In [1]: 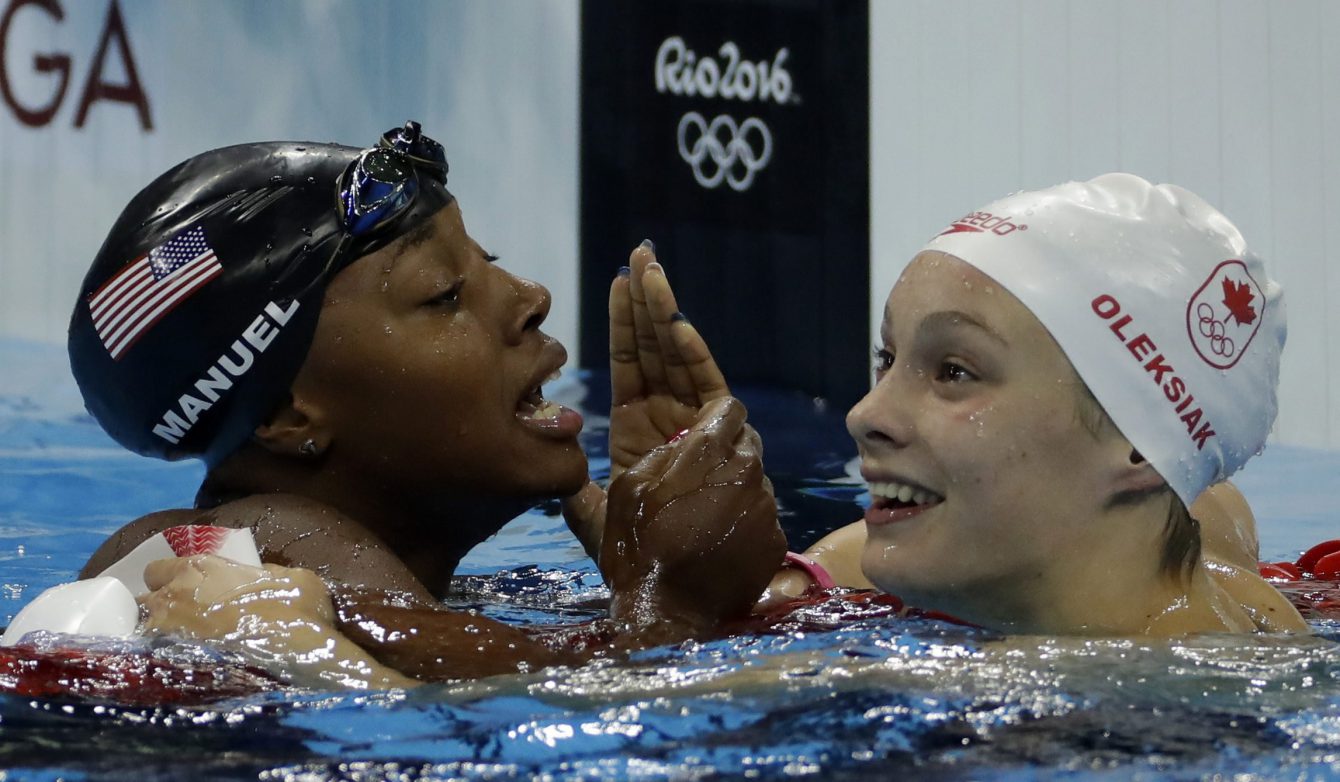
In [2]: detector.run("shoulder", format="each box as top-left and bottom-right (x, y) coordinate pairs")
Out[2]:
(1204, 559), (1309, 633)
(79, 507), (206, 579)
(80, 493), (431, 599)
(1191, 481), (1259, 570)
(803, 520), (875, 590)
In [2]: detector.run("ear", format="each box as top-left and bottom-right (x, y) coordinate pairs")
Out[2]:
(251, 392), (331, 459)
(1106, 442), (1167, 497)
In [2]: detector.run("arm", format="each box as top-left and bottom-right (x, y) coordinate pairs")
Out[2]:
(140, 555), (420, 690)
(139, 555), (688, 685)
(140, 397), (783, 686)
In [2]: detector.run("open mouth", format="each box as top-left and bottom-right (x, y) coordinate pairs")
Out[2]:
(516, 369), (563, 421)
(514, 364), (583, 440)
(514, 341), (583, 439)
(867, 480), (945, 512)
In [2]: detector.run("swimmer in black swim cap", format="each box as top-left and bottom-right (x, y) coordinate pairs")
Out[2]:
(73, 122), (784, 684)
(70, 122), (454, 465)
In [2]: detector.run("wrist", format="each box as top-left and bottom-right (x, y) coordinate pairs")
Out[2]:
(609, 585), (716, 635)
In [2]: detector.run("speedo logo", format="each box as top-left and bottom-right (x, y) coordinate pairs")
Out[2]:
(938, 211), (1028, 237)
(152, 300), (300, 445)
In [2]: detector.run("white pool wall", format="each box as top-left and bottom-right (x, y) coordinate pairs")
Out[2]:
(871, 0), (1340, 449)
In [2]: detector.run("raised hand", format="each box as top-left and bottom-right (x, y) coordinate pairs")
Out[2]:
(600, 396), (784, 626)
(564, 241), (736, 559)
(610, 241), (732, 476)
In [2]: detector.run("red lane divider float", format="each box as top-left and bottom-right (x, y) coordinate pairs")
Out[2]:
(1259, 539), (1340, 618)
(0, 644), (277, 705)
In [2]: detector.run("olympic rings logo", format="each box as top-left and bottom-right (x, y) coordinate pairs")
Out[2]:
(1196, 302), (1236, 358)
(676, 111), (772, 192)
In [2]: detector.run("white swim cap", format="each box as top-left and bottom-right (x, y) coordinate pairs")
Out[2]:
(923, 173), (1285, 506)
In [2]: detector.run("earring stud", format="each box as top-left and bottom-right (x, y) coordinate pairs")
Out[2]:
(299, 439), (318, 456)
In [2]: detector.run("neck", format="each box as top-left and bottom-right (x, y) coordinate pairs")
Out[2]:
(201, 448), (535, 598)
(947, 500), (1222, 636)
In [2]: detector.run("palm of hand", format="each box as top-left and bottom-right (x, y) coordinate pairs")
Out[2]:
(607, 395), (702, 481)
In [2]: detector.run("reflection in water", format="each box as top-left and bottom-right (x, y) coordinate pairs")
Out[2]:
(7, 575), (1338, 780)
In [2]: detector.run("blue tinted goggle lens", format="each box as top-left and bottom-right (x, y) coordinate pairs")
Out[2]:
(339, 148), (418, 236)
(337, 122), (448, 238)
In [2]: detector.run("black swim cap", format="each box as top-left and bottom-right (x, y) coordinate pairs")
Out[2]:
(69, 122), (454, 464)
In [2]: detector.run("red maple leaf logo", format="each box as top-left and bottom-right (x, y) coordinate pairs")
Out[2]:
(1221, 278), (1257, 326)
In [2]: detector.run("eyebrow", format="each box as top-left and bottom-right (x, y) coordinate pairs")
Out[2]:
(387, 219), (439, 267)
(882, 309), (1008, 347)
(919, 310), (1008, 346)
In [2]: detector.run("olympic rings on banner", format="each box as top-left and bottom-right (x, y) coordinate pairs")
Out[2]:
(676, 111), (773, 192)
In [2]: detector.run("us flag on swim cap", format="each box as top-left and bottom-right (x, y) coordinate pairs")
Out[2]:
(88, 225), (222, 360)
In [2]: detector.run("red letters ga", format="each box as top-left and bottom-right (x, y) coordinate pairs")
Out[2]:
(1, 0), (152, 130)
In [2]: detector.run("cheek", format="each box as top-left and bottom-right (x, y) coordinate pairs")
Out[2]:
(929, 400), (1019, 492)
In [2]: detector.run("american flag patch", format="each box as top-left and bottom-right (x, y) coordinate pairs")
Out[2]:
(88, 225), (222, 360)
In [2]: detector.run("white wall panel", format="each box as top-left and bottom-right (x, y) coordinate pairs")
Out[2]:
(872, 0), (1340, 448)
(1266, 1), (1328, 446)
(1322, 0), (1340, 442)
(1116, 2), (1172, 176)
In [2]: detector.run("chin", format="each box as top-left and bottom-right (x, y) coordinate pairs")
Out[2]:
(863, 543), (961, 605)
(519, 445), (589, 498)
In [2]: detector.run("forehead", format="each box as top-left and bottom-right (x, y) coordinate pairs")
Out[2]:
(325, 203), (467, 295)
(882, 251), (1031, 334)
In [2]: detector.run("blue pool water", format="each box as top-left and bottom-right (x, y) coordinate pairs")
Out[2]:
(1, 339), (1338, 781)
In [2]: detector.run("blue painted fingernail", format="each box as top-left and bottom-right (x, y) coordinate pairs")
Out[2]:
(670, 311), (688, 323)
(617, 266), (631, 277)
(640, 238), (656, 252)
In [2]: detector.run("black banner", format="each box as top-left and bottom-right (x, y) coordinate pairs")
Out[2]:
(580, 0), (869, 407)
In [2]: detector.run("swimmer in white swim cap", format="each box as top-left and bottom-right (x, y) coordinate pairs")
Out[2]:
(778, 173), (1306, 635)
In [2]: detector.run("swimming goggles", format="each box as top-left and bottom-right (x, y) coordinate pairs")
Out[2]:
(290, 120), (451, 299)
(337, 120), (449, 237)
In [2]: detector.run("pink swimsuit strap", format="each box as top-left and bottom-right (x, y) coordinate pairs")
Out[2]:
(782, 551), (837, 590)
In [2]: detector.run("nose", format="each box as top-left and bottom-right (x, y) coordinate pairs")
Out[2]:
(505, 272), (551, 344)
(846, 372), (913, 450)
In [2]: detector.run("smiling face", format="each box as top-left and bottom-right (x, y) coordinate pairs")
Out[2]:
(289, 202), (587, 517)
(847, 251), (1138, 622)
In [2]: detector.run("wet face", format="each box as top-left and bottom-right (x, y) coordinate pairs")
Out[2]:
(290, 202), (587, 512)
(847, 251), (1128, 618)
